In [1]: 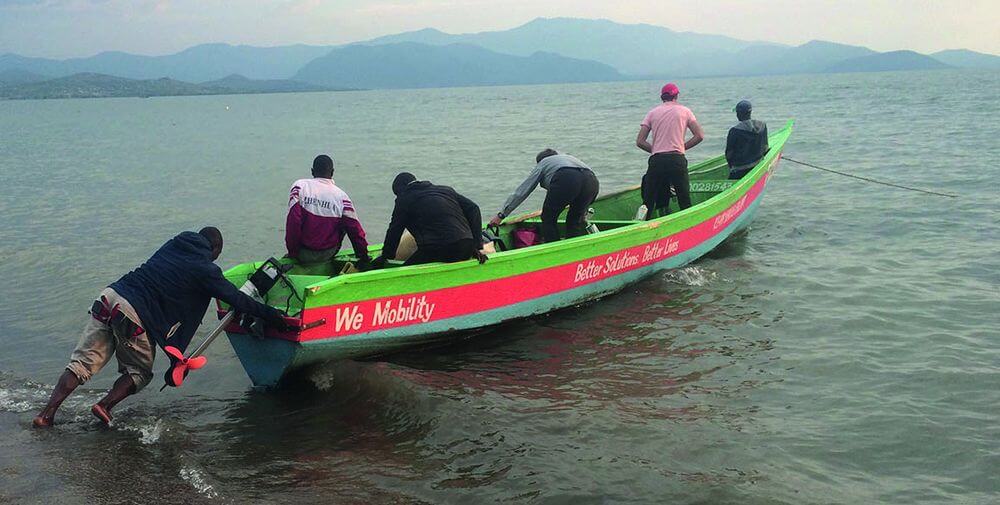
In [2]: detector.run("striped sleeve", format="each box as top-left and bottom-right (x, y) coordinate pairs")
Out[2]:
(341, 195), (359, 220)
(339, 192), (368, 257)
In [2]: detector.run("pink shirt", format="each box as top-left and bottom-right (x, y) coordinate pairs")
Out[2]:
(641, 102), (697, 155)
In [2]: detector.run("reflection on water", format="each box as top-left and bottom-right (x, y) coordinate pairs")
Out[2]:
(1, 69), (998, 504)
(166, 266), (783, 502)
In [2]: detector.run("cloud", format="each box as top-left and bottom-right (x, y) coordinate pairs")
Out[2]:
(354, 0), (513, 16)
(287, 0), (320, 15)
(0, 0), (140, 12)
(0, 0), (112, 6)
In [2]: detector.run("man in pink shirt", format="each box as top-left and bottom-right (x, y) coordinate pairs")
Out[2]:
(635, 83), (705, 219)
(285, 155), (371, 267)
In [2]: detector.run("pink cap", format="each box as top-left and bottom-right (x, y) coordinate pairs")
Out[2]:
(660, 83), (679, 97)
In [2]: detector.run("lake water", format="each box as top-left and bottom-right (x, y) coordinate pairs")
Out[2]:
(0, 69), (997, 504)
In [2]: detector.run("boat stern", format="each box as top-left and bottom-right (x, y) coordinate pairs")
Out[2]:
(226, 332), (301, 388)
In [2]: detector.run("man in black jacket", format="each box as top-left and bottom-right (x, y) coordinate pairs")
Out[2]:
(33, 227), (287, 427)
(725, 100), (769, 180)
(374, 173), (488, 267)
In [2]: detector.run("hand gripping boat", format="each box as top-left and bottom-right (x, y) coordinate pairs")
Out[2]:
(220, 121), (794, 387)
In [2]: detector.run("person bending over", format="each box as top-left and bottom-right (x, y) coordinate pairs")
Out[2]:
(725, 100), (769, 180)
(489, 149), (599, 243)
(33, 228), (288, 427)
(286, 154), (371, 268)
(374, 173), (488, 267)
(635, 83), (705, 219)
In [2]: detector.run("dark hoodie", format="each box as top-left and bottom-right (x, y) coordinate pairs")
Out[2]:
(725, 119), (769, 176)
(382, 181), (482, 260)
(108, 232), (282, 353)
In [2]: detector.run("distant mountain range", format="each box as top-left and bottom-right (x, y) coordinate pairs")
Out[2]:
(201, 74), (339, 93)
(361, 19), (999, 78)
(0, 72), (346, 100)
(0, 43), (334, 82)
(930, 49), (1000, 69)
(1, 17), (997, 98)
(0, 68), (49, 86)
(823, 50), (950, 74)
(364, 17), (774, 77)
(294, 42), (622, 89)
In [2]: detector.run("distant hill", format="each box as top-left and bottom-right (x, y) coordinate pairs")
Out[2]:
(0, 73), (213, 99)
(0, 72), (347, 100)
(365, 17), (778, 76)
(294, 42), (623, 89)
(931, 49), (1000, 69)
(743, 40), (877, 75)
(0, 43), (335, 82)
(0, 68), (49, 86)
(201, 74), (346, 93)
(634, 39), (879, 78)
(824, 50), (951, 73)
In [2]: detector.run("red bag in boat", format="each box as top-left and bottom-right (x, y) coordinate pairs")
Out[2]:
(511, 228), (540, 249)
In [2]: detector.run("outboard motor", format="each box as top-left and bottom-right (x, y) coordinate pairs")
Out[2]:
(163, 258), (294, 388)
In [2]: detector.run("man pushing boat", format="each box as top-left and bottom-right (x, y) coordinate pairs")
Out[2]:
(33, 227), (289, 427)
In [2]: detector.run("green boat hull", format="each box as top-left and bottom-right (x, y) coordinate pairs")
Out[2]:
(224, 122), (794, 387)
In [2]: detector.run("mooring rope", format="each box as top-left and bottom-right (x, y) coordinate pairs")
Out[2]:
(783, 156), (957, 198)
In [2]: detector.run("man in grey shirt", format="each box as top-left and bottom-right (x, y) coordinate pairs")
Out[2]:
(489, 149), (600, 243)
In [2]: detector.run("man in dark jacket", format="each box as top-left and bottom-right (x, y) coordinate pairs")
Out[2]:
(725, 100), (769, 180)
(33, 227), (287, 427)
(374, 173), (488, 267)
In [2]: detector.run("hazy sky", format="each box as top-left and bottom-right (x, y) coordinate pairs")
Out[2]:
(2, 0), (997, 58)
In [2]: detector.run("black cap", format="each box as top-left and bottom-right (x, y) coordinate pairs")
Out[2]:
(734, 100), (752, 114)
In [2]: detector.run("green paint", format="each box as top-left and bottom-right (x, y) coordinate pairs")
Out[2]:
(223, 121), (793, 385)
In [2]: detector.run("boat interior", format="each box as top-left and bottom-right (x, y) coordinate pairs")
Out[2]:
(236, 154), (746, 317)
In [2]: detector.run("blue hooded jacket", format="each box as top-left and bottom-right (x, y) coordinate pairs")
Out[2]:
(109, 231), (282, 352)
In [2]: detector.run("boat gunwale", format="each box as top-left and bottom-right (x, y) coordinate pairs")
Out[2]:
(220, 120), (792, 313)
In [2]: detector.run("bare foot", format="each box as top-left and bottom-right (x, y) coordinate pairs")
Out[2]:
(32, 415), (54, 428)
(91, 404), (112, 426)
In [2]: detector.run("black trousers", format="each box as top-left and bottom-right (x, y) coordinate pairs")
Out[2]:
(541, 168), (600, 243)
(642, 152), (690, 220)
(404, 238), (477, 266)
(640, 173), (671, 210)
(729, 166), (753, 180)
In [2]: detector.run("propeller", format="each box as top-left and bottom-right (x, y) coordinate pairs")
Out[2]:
(158, 257), (293, 390)
(163, 345), (207, 387)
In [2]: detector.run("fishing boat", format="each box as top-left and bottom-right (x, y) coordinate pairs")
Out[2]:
(221, 121), (794, 387)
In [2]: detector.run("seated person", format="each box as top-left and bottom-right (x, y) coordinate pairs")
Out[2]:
(725, 100), (769, 180)
(488, 149), (599, 243)
(285, 155), (370, 267)
(374, 173), (488, 267)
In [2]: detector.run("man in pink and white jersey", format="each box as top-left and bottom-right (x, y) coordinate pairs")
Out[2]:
(285, 155), (371, 266)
